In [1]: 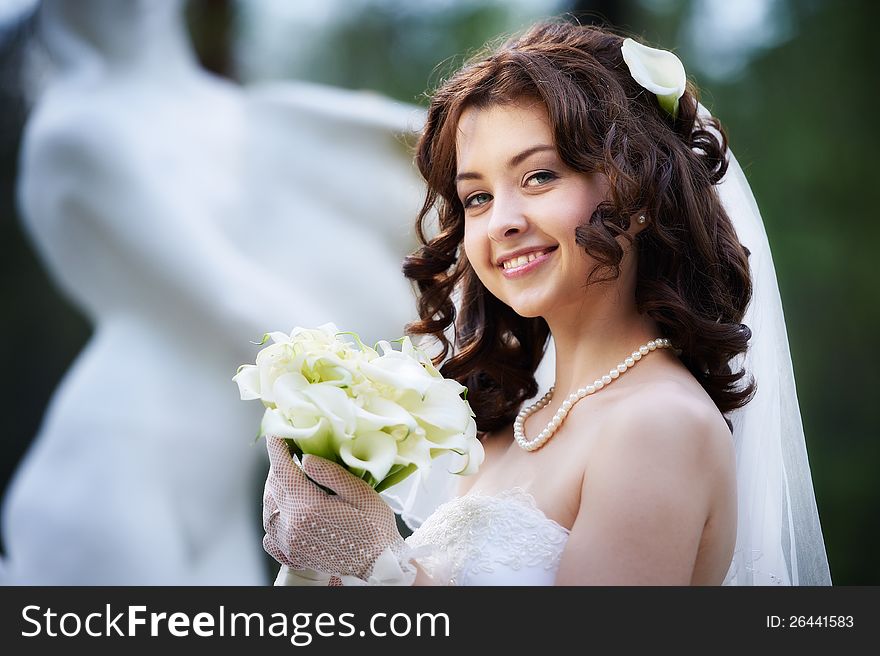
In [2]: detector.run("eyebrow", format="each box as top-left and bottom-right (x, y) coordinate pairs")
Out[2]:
(455, 144), (556, 183)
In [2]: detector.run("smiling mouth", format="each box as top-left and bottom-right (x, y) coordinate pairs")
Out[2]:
(500, 247), (557, 270)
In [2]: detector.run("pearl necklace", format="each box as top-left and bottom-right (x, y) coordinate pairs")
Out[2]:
(514, 338), (673, 452)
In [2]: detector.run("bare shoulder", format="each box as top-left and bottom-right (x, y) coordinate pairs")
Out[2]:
(557, 376), (736, 584)
(590, 376), (734, 481)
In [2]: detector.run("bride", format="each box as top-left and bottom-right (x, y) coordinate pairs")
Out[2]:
(263, 20), (831, 586)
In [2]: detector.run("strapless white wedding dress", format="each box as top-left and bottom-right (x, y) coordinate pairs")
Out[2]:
(405, 488), (570, 586)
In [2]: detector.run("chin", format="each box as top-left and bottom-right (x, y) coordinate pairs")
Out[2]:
(504, 299), (547, 319)
(486, 282), (552, 319)
(513, 307), (543, 319)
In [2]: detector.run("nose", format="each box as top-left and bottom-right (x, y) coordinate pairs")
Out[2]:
(487, 192), (529, 242)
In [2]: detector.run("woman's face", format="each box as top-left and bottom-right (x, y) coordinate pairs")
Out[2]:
(456, 99), (610, 319)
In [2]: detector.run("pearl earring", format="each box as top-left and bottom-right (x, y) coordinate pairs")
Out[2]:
(637, 215), (647, 225)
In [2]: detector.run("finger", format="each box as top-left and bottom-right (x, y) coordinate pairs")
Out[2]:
(265, 435), (320, 501)
(301, 454), (377, 508)
(263, 531), (294, 568)
(262, 477), (280, 531)
(265, 434), (297, 475)
(264, 454), (292, 509)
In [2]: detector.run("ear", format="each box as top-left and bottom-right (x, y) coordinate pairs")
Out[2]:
(626, 210), (650, 237)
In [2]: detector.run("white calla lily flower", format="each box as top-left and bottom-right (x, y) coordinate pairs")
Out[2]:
(356, 396), (419, 433)
(451, 435), (485, 476)
(453, 419), (483, 472)
(359, 353), (434, 397)
(621, 37), (687, 118)
(272, 373), (318, 421)
(339, 430), (398, 483)
(261, 409), (336, 460)
(232, 364), (261, 400)
(253, 341), (301, 404)
(300, 383), (357, 440)
(266, 331), (292, 344)
(393, 431), (435, 472)
(407, 379), (473, 435)
(236, 326), (483, 491)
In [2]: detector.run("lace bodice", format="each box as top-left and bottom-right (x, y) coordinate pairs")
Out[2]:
(405, 487), (570, 586)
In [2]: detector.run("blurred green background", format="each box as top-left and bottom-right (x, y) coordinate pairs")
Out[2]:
(1, 0), (876, 584)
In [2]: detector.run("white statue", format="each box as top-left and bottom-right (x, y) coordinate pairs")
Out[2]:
(1, 0), (424, 584)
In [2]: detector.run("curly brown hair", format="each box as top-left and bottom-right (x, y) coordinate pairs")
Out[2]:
(402, 20), (754, 434)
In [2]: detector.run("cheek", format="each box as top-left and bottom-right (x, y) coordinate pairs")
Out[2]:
(548, 201), (596, 260)
(549, 191), (594, 232)
(462, 224), (486, 269)
(462, 224), (500, 293)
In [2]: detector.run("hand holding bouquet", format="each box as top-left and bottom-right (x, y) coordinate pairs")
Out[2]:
(235, 324), (481, 585)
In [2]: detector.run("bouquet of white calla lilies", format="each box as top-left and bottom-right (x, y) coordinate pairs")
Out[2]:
(621, 37), (687, 118)
(234, 323), (483, 492)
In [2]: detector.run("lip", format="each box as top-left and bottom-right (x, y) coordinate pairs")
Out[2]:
(498, 246), (557, 279)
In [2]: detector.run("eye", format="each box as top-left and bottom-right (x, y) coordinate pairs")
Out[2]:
(464, 192), (492, 208)
(524, 171), (557, 187)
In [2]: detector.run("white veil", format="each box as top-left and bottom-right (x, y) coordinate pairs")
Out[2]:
(716, 138), (832, 586)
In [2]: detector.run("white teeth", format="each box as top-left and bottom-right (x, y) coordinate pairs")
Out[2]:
(502, 249), (550, 270)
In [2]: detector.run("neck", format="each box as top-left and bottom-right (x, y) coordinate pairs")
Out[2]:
(544, 281), (660, 398)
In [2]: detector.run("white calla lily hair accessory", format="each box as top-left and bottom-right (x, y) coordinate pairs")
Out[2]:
(621, 37), (687, 118)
